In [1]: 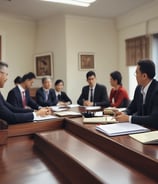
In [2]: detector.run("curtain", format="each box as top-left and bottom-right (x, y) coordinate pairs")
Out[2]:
(125, 35), (149, 66)
(0, 36), (1, 60)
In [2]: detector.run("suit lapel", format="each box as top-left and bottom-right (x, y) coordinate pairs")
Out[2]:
(16, 87), (23, 106)
(145, 80), (155, 105)
(93, 84), (98, 101)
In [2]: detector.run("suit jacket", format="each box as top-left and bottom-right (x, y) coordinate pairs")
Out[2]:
(0, 92), (33, 124)
(57, 91), (72, 104)
(7, 86), (39, 110)
(127, 79), (158, 129)
(36, 87), (57, 107)
(77, 83), (109, 107)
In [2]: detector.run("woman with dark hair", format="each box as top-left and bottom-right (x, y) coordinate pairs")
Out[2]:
(109, 71), (130, 108)
(55, 79), (72, 105)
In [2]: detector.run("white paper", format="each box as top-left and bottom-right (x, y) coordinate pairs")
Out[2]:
(34, 115), (58, 121)
(51, 106), (68, 112)
(83, 116), (118, 123)
(68, 104), (80, 108)
(96, 122), (149, 136)
(84, 106), (101, 110)
(105, 107), (126, 112)
(129, 131), (158, 144)
(55, 111), (81, 117)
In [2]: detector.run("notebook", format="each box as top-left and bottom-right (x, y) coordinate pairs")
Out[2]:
(84, 106), (101, 110)
(54, 111), (81, 117)
(96, 122), (149, 136)
(34, 115), (58, 121)
(83, 116), (118, 124)
(129, 131), (158, 144)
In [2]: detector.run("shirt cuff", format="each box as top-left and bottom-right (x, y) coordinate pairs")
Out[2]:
(129, 115), (132, 123)
(33, 112), (37, 121)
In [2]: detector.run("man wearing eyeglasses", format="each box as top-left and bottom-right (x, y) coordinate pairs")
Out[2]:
(115, 59), (158, 129)
(0, 61), (52, 124)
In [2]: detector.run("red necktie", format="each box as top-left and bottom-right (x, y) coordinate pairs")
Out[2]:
(22, 91), (26, 108)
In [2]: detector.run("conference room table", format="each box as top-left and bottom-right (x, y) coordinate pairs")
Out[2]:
(0, 106), (157, 184)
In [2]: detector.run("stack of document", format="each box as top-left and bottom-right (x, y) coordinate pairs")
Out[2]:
(84, 106), (101, 110)
(51, 106), (68, 112)
(96, 122), (149, 136)
(83, 116), (118, 124)
(129, 131), (158, 144)
(34, 115), (57, 121)
(54, 111), (81, 117)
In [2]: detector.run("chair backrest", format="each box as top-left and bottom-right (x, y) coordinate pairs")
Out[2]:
(0, 119), (8, 130)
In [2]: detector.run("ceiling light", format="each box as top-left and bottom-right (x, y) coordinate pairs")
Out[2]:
(40, 0), (96, 7)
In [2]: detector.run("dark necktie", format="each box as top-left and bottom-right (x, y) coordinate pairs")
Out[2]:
(58, 94), (61, 101)
(90, 88), (93, 102)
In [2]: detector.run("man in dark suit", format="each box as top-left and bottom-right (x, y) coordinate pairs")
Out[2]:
(77, 71), (109, 107)
(116, 59), (158, 129)
(0, 61), (51, 124)
(36, 77), (57, 107)
(54, 79), (72, 106)
(7, 72), (40, 110)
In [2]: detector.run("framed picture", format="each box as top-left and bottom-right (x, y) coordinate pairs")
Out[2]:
(34, 52), (53, 78)
(78, 52), (95, 70)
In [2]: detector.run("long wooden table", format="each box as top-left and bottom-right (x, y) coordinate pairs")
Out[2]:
(0, 107), (157, 183)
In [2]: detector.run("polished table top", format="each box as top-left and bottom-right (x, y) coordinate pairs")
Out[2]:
(0, 106), (157, 183)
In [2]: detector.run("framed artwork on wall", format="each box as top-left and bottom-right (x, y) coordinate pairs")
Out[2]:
(78, 52), (95, 70)
(34, 52), (53, 78)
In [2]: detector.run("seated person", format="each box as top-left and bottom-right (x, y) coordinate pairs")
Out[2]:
(77, 71), (109, 107)
(36, 77), (57, 107)
(115, 59), (158, 129)
(14, 76), (22, 86)
(54, 79), (72, 106)
(7, 72), (40, 110)
(109, 71), (130, 108)
(0, 61), (51, 124)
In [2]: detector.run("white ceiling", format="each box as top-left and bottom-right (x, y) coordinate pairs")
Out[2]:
(0, 0), (154, 20)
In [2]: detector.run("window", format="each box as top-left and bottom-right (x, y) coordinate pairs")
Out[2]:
(126, 35), (150, 99)
(151, 34), (158, 80)
(0, 35), (1, 60)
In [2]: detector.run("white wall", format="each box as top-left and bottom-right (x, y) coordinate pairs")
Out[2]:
(35, 15), (66, 88)
(0, 15), (36, 98)
(65, 16), (118, 103)
(117, 0), (158, 99)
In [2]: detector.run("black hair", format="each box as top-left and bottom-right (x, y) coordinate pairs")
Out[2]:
(86, 71), (96, 79)
(110, 71), (122, 85)
(137, 59), (155, 79)
(55, 79), (64, 86)
(21, 72), (36, 82)
(0, 61), (8, 70)
(14, 76), (22, 84)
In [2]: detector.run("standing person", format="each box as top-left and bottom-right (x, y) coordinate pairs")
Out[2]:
(7, 72), (40, 110)
(36, 77), (57, 107)
(54, 79), (72, 106)
(109, 71), (130, 108)
(77, 71), (109, 107)
(0, 61), (51, 124)
(115, 59), (158, 129)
